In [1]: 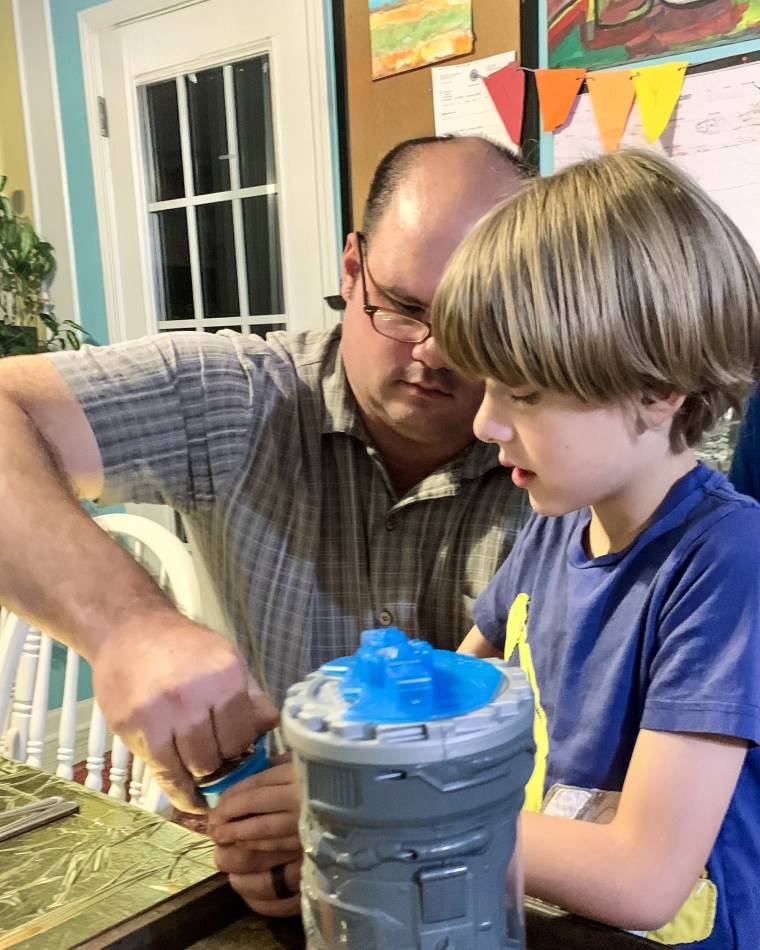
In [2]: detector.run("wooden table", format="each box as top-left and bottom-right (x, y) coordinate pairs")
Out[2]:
(74, 873), (658, 949)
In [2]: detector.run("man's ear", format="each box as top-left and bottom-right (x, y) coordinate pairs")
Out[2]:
(340, 233), (361, 301)
(637, 389), (687, 432)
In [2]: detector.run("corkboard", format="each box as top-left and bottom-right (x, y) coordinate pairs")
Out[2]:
(342, 0), (522, 229)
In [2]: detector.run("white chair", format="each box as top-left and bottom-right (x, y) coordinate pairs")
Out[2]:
(0, 513), (204, 814)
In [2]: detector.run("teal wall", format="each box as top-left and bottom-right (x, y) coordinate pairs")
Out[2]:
(49, 0), (112, 346)
(49, 0), (343, 346)
(49, 642), (93, 708)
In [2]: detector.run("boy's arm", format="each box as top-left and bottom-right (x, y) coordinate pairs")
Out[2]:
(458, 625), (501, 657)
(0, 355), (277, 811)
(521, 727), (747, 931)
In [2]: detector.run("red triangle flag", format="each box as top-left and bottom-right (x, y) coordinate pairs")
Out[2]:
(482, 62), (526, 146)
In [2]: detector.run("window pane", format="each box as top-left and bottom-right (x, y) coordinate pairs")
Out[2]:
(142, 80), (183, 202)
(151, 209), (193, 320)
(248, 323), (285, 338)
(186, 68), (230, 196)
(205, 323), (285, 337)
(243, 195), (284, 316)
(234, 55), (276, 188)
(197, 203), (239, 318)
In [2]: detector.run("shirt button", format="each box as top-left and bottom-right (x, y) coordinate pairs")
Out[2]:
(385, 515), (396, 531)
(378, 610), (394, 626)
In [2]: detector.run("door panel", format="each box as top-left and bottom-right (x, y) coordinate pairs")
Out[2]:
(83, 0), (338, 341)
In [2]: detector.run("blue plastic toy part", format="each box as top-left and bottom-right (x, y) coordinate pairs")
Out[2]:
(196, 737), (271, 807)
(319, 627), (502, 723)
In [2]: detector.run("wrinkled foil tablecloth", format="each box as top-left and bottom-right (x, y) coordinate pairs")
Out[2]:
(0, 756), (217, 950)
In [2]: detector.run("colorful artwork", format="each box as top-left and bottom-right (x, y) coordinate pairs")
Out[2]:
(548, 0), (760, 69)
(369, 0), (474, 80)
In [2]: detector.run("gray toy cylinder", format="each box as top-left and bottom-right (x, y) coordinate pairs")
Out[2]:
(282, 657), (535, 950)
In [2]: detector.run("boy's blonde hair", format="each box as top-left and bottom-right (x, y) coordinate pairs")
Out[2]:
(432, 149), (760, 450)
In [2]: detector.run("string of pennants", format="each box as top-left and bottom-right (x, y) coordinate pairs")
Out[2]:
(482, 60), (688, 151)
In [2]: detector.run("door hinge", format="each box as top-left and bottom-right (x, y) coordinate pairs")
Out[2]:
(97, 96), (109, 138)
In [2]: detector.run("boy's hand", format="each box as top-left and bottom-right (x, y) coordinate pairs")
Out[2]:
(208, 757), (303, 916)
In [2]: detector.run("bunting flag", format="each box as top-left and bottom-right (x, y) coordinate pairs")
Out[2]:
(586, 70), (635, 152)
(472, 60), (690, 152)
(535, 68), (586, 132)
(631, 62), (688, 143)
(482, 61), (526, 146)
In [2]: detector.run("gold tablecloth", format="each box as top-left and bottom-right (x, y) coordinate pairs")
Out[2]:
(0, 757), (217, 950)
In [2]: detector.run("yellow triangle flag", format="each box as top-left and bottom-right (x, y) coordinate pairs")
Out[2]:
(535, 68), (587, 132)
(586, 70), (635, 152)
(632, 62), (688, 143)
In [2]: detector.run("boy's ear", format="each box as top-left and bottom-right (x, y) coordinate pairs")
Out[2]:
(637, 389), (686, 431)
(340, 234), (360, 300)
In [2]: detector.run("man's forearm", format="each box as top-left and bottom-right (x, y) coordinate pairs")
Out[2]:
(0, 394), (175, 662)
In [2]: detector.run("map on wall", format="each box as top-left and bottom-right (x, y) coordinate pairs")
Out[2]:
(369, 0), (474, 80)
(548, 0), (760, 69)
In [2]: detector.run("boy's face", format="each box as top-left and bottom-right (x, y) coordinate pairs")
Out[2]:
(472, 380), (662, 518)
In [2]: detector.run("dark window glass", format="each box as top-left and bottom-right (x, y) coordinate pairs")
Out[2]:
(143, 80), (183, 201)
(247, 323), (285, 338)
(234, 55), (276, 188)
(187, 68), (230, 196)
(151, 209), (193, 320)
(242, 195), (283, 316)
(197, 203), (239, 318)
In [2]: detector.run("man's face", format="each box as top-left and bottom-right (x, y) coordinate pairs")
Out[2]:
(340, 150), (521, 458)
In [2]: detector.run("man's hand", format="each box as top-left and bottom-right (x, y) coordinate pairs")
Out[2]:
(92, 613), (278, 813)
(208, 757), (302, 916)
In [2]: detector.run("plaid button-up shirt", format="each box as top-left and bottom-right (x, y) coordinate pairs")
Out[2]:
(50, 327), (530, 705)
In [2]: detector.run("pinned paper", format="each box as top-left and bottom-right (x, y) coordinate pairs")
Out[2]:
(535, 68), (586, 132)
(632, 62), (688, 143)
(482, 62), (525, 146)
(586, 70), (635, 152)
(432, 51), (518, 150)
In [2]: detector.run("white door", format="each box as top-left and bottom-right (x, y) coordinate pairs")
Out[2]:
(80, 0), (339, 343)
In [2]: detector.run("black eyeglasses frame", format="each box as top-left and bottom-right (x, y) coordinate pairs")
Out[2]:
(355, 232), (432, 345)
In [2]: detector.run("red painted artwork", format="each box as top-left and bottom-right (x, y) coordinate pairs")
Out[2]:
(548, 0), (759, 69)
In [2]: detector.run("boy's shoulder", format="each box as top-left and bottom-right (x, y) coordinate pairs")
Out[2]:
(668, 464), (760, 544)
(509, 464), (760, 569)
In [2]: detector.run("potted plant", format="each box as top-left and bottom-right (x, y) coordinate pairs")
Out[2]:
(0, 175), (87, 357)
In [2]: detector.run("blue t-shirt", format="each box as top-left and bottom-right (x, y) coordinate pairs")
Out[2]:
(474, 464), (760, 950)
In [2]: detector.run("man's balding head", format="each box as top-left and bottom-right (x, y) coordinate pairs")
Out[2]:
(337, 136), (530, 489)
(362, 136), (532, 244)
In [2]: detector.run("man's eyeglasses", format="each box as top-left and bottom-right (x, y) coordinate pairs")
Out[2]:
(355, 232), (432, 344)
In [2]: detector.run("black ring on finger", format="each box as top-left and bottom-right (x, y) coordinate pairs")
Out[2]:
(270, 862), (297, 899)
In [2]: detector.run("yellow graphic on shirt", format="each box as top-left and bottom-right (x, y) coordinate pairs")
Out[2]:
(505, 594), (716, 944)
(504, 593), (548, 812)
(644, 869), (716, 944)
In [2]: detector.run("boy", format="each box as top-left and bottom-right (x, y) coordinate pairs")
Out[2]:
(431, 149), (760, 949)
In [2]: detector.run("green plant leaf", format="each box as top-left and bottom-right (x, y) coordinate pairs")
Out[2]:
(0, 322), (41, 357)
(0, 176), (75, 354)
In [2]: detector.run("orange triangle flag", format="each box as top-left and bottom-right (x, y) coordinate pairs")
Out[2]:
(535, 68), (586, 132)
(586, 70), (635, 152)
(632, 62), (688, 143)
(482, 62), (526, 146)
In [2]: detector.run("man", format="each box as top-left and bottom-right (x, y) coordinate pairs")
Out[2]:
(0, 135), (530, 914)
